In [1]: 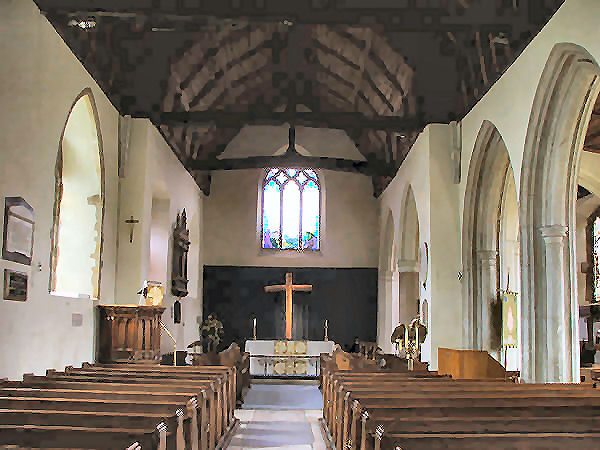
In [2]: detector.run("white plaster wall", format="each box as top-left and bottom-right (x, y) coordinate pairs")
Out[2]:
(427, 125), (463, 369)
(378, 0), (600, 373)
(378, 128), (433, 363)
(456, 0), (600, 221)
(115, 121), (205, 352)
(203, 169), (378, 268)
(0, 0), (119, 380)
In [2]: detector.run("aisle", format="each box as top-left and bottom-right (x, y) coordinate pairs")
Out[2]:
(227, 380), (327, 449)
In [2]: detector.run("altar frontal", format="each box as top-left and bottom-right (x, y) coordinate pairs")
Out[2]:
(246, 339), (334, 377)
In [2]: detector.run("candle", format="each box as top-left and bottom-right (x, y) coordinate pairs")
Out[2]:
(253, 317), (257, 340)
(404, 326), (409, 354)
(325, 319), (328, 328)
(415, 323), (419, 359)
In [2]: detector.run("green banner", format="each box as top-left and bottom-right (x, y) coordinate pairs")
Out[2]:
(502, 291), (518, 347)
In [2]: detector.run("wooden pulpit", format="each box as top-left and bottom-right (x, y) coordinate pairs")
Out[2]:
(97, 305), (165, 363)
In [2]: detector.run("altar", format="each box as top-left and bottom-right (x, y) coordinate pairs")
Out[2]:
(245, 340), (335, 377)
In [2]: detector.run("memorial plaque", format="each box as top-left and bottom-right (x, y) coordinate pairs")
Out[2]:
(4, 269), (27, 301)
(2, 197), (34, 265)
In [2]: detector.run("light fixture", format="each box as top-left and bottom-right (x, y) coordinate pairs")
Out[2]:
(282, 19), (294, 26)
(68, 17), (97, 30)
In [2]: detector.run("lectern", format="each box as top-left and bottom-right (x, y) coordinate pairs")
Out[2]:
(97, 305), (165, 363)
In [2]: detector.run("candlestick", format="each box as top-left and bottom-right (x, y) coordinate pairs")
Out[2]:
(415, 321), (419, 361)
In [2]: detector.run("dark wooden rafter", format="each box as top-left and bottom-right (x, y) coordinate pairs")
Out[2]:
(34, 1), (503, 31)
(156, 110), (421, 132)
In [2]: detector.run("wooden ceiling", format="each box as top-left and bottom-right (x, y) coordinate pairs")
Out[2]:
(34, 0), (565, 196)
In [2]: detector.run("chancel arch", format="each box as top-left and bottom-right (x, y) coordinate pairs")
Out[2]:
(397, 186), (421, 327)
(50, 89), (105, 299)
(463, 120), (520, 366)
(520, 43), (600, 383)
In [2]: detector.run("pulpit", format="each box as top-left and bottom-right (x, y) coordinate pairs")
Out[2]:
(97, 305), (165, 363)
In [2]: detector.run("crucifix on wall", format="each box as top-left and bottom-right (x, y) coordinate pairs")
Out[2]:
(264, 272), (312, 340)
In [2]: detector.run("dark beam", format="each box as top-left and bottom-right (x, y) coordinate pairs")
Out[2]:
(36, 1), (478, 31)
(155, 110), (422, 132)
(187, 152), (393, 177)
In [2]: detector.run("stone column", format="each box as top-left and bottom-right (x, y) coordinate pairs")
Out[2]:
(377, 271), (395, 353)
(539, 225), (572, 382)
(477, 250), (498, 353)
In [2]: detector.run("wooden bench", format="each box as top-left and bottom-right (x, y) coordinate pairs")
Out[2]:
(0, 384), (204, 450)
(70, 364), (236, 430)
(37, 370), (230, 441)
(82, 362), (237, 415)
(0, 423), (163, 449)
(7, 365), (233, 449)
(323, 365), (600, 450)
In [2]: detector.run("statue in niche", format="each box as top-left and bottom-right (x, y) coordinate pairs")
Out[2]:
(171, 209), (190, 298)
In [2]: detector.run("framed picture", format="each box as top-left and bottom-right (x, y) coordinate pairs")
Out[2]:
(2, 197), (34, 265)
(4, 269), (28, 301)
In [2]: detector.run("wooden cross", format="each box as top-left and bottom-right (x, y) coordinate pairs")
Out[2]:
(264, 272), (312, 340)
(125, 215), (139, 243)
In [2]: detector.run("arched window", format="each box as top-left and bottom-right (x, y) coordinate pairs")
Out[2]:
(50, 89), (104, 298)
(261, 168), (320, 250)
(588, 208), (600, 302)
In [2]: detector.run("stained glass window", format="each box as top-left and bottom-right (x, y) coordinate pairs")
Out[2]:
(262, 168), (320, 250)
(594, 216), (600, 301)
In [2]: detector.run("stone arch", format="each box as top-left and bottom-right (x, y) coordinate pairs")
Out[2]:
(397, 186), (421, 326)
(50, 88), (105, 299)
(463, 120), (518, 359)
(520, 43), (600, 382)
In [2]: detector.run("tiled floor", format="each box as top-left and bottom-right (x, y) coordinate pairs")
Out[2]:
(227, 381), (328, 449)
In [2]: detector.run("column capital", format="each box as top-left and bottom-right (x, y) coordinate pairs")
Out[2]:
(397, 259), (419, 273)
(539, 225), (568, 239)
(477, 249), (498, 263)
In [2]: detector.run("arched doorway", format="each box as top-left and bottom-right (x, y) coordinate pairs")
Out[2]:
(520, 43), (600, 382)
(397, 187), (420, 327)
(463, 121), (520, 366)
(50, 89), (105, 299)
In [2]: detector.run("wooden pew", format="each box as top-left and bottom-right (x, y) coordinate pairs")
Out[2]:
(0, 384), (205, 450)
(323, 366), (600, 450)
(16, 376), (220, 449)
(0, 423), (163, 449)
(349, 392), (600, 450)
(79, 363), (237, 425)
(376, 431), (600, 450)
(37, 370), (229, 441)
(0, 396), (187, 450)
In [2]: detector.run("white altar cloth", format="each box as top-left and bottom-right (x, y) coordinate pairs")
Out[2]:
(245, 340), (335, 377)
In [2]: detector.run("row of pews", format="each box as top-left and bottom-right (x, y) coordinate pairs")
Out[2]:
(0, 362), (238, 449)
(321, 349), (600, 449)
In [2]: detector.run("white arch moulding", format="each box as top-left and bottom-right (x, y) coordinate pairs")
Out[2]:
(520, 43), (600, 383)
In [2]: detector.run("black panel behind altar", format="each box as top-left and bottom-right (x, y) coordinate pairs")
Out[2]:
(202, 266), (377, 351)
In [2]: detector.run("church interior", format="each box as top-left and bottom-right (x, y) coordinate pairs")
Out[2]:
(2, 0), (600, 448)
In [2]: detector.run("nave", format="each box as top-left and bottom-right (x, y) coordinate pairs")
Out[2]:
(228, 381), (326, 450)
